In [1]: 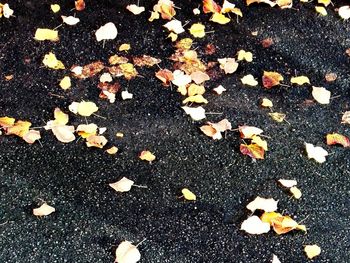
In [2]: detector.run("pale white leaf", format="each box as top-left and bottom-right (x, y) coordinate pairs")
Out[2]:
(109, 177), (134, 193)
(312, 86), (331, 104)
(121, 90), (133, 100)
(163, 20), (185, 34)
(246, 196), (278, 212)
(305, 142), (328, 163)
(33, 203), (55, 216)
(115, 241), (141, 263)
(61, 15), (80, 25)
(182, 106), (206, 121)
(126, 4), (145, 15)
(95, 22), (118, 42)
(241, 216), (270, 235)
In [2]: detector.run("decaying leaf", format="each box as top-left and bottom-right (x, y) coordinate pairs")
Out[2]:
(181, 188), (196, 200)
(239, 125), (263, 139)
(203, 0), (221, 13)
(268, 112), (286, 123)
(261, 98), (273, 107)
(42, 52), (65, 69)
(270, 215), (306, 234)
(95, 22), (118, 42)
(304, 245), (321, 259)
(200, 119), (232, 140)
(115, 241), (141, 263)
(155, 69), (174, 86)
(326, 133), (350, 147)
(189, 23), (206, 38)
(241, 216), (270, 235)
(237, 50), (253, 62)
(241, 74), (258, 86)
(153, 0), (176, 20)
(126, 4), (145, 15)
(246, 196), (278, 212)
(312, 86), (331, 104)
(33, 203), (55, 217)
(262, 71), (283, 88)
(133, 55), (161, 67)
(291, 76), (310, 85)
(109, 177), (134, 193)
(182, 106), (206, 121)
(305, 142), (328, 163)
(34, 28), (59, 41)
(139, 150), (156, 163)
(251, 135), (268, 150)
(240, 143), (265, 159)
(86, 135), (107, 148)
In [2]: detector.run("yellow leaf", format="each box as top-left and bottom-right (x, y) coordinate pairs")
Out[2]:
(241, 74), (258, 86)
(119, 43), (131, 52)
(318, 0), (331, 6)
(34, 28), (59, 41)
(260, 212), (282, 224)
(177, 86), (187, 96)
(251, 135), (268, 151)
(148, 11), (160, 22)
(139, 150), (156, 163)
(116, 132), (124, 138)
(176, 38), (193, 50)
(119, 63), (138, 80)
(183, 95), (208, 104)
(168, 32), (178, 42)
(189, 23), (205, 38)
(291, 76), (310, 85)
(237, 50), (253, 62)
(261, 98), (273, 107)
(187, 84), (205, 97)
(268, 112), (286, 122)
(54, 108), (69, 125)
(315, 6), (327, 16)
(6, 120), (31, 138)
(290, 186), (302, 199)
(232, 8), (243, 17)
(59, 76), (71, 90)
(262, 71), (284, 88)
(210, 13), (231, 25)
(106, 146), (119, 155)
(181, 188), (196, 200)
(76, 124), (98, 138)
(51, 4), (61, 13)
(304, 245), (321, 259)
(42, 52), (65, 69)
(77, 101), (99, 117)
(0, 116), (15, 127)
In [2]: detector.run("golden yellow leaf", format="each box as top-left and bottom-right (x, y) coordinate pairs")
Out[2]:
(183, 95), (208, 104)
(210, 13), (231, 24)
(290, 186), (302, 199)
(54, 108), (69, 125)
(318, 0), (331, 6)
(168, 32), (178, 42)
(251, 135), (268, 151)
(315, 6), (327, 16)
(181, 188), (196, 200)
(51, 4), (60, 13)
(237, 50), (253, 62)
(177, 86), (187, 96)
(119, 43), (131, 52)
(76, 124), (98, 138)
(59, 76), (71, 90)
(260, 212), (282, 224)
(119, 63), (138, 80)
(189, 23), (205, 38)
(291, 76), (310, 85)
(77, 101), (99, 117)
(176, 38), (193, 50)
(6, 120), (31, 138)
(187, 84), (205, 97)
(34, 28), (59, 41)
(304, 245), (321, 259)
(139, 150), (156, 163)
(232, 8), (243, 17)
(0, 116), (15, 127)
(148, 11), (160, 22)
(268, 112), (286, 122)
(42, 52), (65, 69)
(261, 98), (273, 107)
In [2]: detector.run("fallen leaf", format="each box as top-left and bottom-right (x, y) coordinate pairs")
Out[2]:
(312, 86), (331, 104)
(260, 211), (282, 224)
(200, 119), (232, 140)
(241, 74), (258, 86)
(59, 76), (71, 90)
(182, 106), (206, 121)
(213, 85), (226, 95)
(86, 135), (107, 148)
(218, 58), (238, 74)
(193, 8), (201, 15)
(115, 241), (141, 263)
(189, 23), (206, 38)
(61, 15), (80, 26)
(210, 13), (231, 25)
(246, 196), (278, 212)
(251, 135), (268, 150)
(109, 177), (134, 192)
(76, 124), (98, 138)
(69, 101), (99, 117)
(341, 111), (350, 124)
(116, 132), (124, 138)
(139, 150), (156, 163)
(168, 32), (178, 41)
(315, 6), (327, 16)
(2, 4), (13, 18)
(271, 215), (306, 234)
(304, 245), (321, 259)
(240, 143), (265, 159)
(268, 112), (286, 122)
(155, 69), (174, 86)
(338, 6), (350, 20)
(0, 116), (15, 127)
(52, 125), (76, 143)
(187, 84), (205, 97)
(181, 188), (196, 200)
(325, 72), (337, 82)
(95, 22), (118, 42)
(75, 0), (85, 11)
(221, 0), (236, 13)
(239, 125), (263, 139)
(126, 4), (145, 15)
(262, 71), (283, 88)
(190, 71), (210, 84)
(203, 0), (221, 13)
(34, 28), (59, 41)
(272, 254), (281, 263)
(33, 203), (55, 216)
(305, 142), (328, 163)
(51, 4), (60, 13)
(133, 55), (161, 67)
(172, 70), (191, 87)
(241, 216), (270, 235)
(326, 133), (350, 147)
(6, 120), (31, 138)
(183, 95), (208, 104)
(100, 73), (113, 83)
(23, 130), (41, 144)
(246, 0), (276, 7)
(106, 146), (118, 155)
(318, 0), (331, 6)
(42, 52), (65, 69)
(261, 37), (274, 48)
(121, 90), (133, 100)
(278, 179), (297, 188)
(291, 76), (310, 85)
(175, 38), (193, 50)
(261, 98), (273, 107)
(163, 20), (185, 34)
(149, 11), (160, 21)
(290, 186), (302, 199)
(153, 0), (176, 20)
(237, 50), (253, 62)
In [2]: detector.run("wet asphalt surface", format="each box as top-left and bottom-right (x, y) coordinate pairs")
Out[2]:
(0, 0), (349, 262)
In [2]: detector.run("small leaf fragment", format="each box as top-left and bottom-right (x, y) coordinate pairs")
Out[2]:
(268, 112), (286, 123)
(315, 6), (327, 16)
(86, 135), (107, 148)
(305, 142), (328, 163)
(237, 50), (253, 62)
(246, 197), (278, 212)
(210, 13), (230, 24)
(34, 28), (59, 41)
(42, 52), (65, 69)
(213, 85), (226, 95)
(139, 150), (156, 163)
(59, 76), (71, 90)
(109, 177), (134, 192)
(261, 98), (273, 107)
(182, 106), (206, 121)
(181, 188), (196, 200)
(51, 4), (60, 13)
(291, 76), (310, 85)
(106, 146), (118, 155)
(126, 4), (145, 15)
(33, 203), (55, 217)
(304, 245), (321, 259)
(290, 186), (302, 199)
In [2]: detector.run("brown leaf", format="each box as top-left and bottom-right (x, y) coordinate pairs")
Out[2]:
(133, 55), (161, 67)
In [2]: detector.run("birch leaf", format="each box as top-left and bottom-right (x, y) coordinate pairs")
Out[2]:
(33, 203), (55, 216)
(304, 245), (321, 259)
(241, 216), (270, 235)
(181, 188), (196, 200)
(312, 86), (331, 104)
(291, 76), (310, 85)
(95, 22), (118, 42)
(34, 28), (59, 41)
(241, 74), (258, 86)
(246, 196), (278, 212)
(305, 142), (328, 163)
(109, 177), (134, 193)
(126, 4), (145, 15)
(115, 241), (141, 263)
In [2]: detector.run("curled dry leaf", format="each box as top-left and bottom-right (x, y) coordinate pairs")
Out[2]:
(241, 74), (258, 86)
(203, 0), (221, 13)
(305, 142), (328, 163)
(33, 203), (55, 217)
(153, 0), (176, 20)
(326, 133), (350, 147)
(182, 106), (206, 121)
(109, 177), (134, 193)
(115, 241), (141, 263)
(240, 143), (265, 159)
(181, 188), (196, 200)
(291, 76), (310, 85)
(34, 28), (59, 41)
(246, 196), (278, 212)
(139, 150), (156, 163)
(86, 135), (107, 148)
(239, 125), (263, 139)
(133, 55), (161, 67)
(262, 71), (283, 88)
(95, 22), (118, 42)
(241, 216), (270, 235)
(200, 119), (232, 140)
(126, 4), (145, 15)
(261, 212), (306, 234)
(304, 245), (321, 259)
(312, 86), (331, 104)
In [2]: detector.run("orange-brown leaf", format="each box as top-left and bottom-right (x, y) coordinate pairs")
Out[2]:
(155, 69), (174, 86)
(203, 0), (221, 13)
(240, 143), (265, 159)
(75, 0), (85, 11)
(262, 71), (283, 88)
